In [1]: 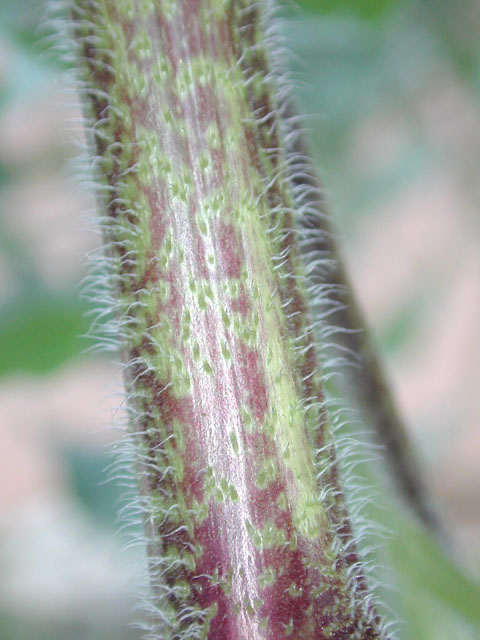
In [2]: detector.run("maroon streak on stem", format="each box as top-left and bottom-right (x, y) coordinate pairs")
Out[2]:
(72, 1), (389, 638)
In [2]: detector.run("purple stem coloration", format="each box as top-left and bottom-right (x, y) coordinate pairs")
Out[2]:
(72, 1), (391, 638)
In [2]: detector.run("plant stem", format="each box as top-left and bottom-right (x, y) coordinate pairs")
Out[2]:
(287, 123), (440, 532)
(72, 1), (390, 638)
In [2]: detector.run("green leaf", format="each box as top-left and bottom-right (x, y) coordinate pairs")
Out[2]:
(388, 513), (480, 631)
(0, 292), (96, 377)
(60, 446), (127, 531)
(331, 418), (480, 638)
(296, 0), (402, 21)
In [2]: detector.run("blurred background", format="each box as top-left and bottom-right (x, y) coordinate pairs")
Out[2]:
(0, 0), (479, 638)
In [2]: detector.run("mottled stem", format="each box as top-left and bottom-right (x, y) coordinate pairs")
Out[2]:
(72, 1), (390, 638)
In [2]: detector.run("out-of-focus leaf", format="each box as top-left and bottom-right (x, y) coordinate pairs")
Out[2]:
(330, 417), (480, 639)
(60, 447), (127, 531)
(0, 608), (142, 640)
(296, 0), (402, 20)
(0, 163), (10, 188)
(386, 511), (480, 631)
(378, 278), (438, 354)
(379, 303), (422, 354)
(0, 35), (56, 103)
(0, 0), (51, 56)
(367, 463), (480, 639)
(0, 292), (96, 377)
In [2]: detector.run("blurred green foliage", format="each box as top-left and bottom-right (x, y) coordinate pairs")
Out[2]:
(61, 446), (132, 532)
(296, 0), (400, 21)
(0, 609), (141, 640)
(0, 0), (51, 52)
(0, 0), (479, 638)
(0, 293), (92, 377)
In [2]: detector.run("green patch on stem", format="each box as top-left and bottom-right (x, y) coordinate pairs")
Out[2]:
(258, 565), (277, 589)
(255, 457), (278, 489)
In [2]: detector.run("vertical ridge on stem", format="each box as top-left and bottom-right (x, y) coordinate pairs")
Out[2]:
(71, 1), (391, 638)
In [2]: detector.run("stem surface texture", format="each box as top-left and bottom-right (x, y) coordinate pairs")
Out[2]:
(73, 1), (390, 638)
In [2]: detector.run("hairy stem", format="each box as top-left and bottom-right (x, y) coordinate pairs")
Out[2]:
(287, 120), (440, 532)
(72, 1), (390, 638)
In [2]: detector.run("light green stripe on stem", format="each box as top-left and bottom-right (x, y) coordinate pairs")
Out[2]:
(72, 0), (389, 638)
